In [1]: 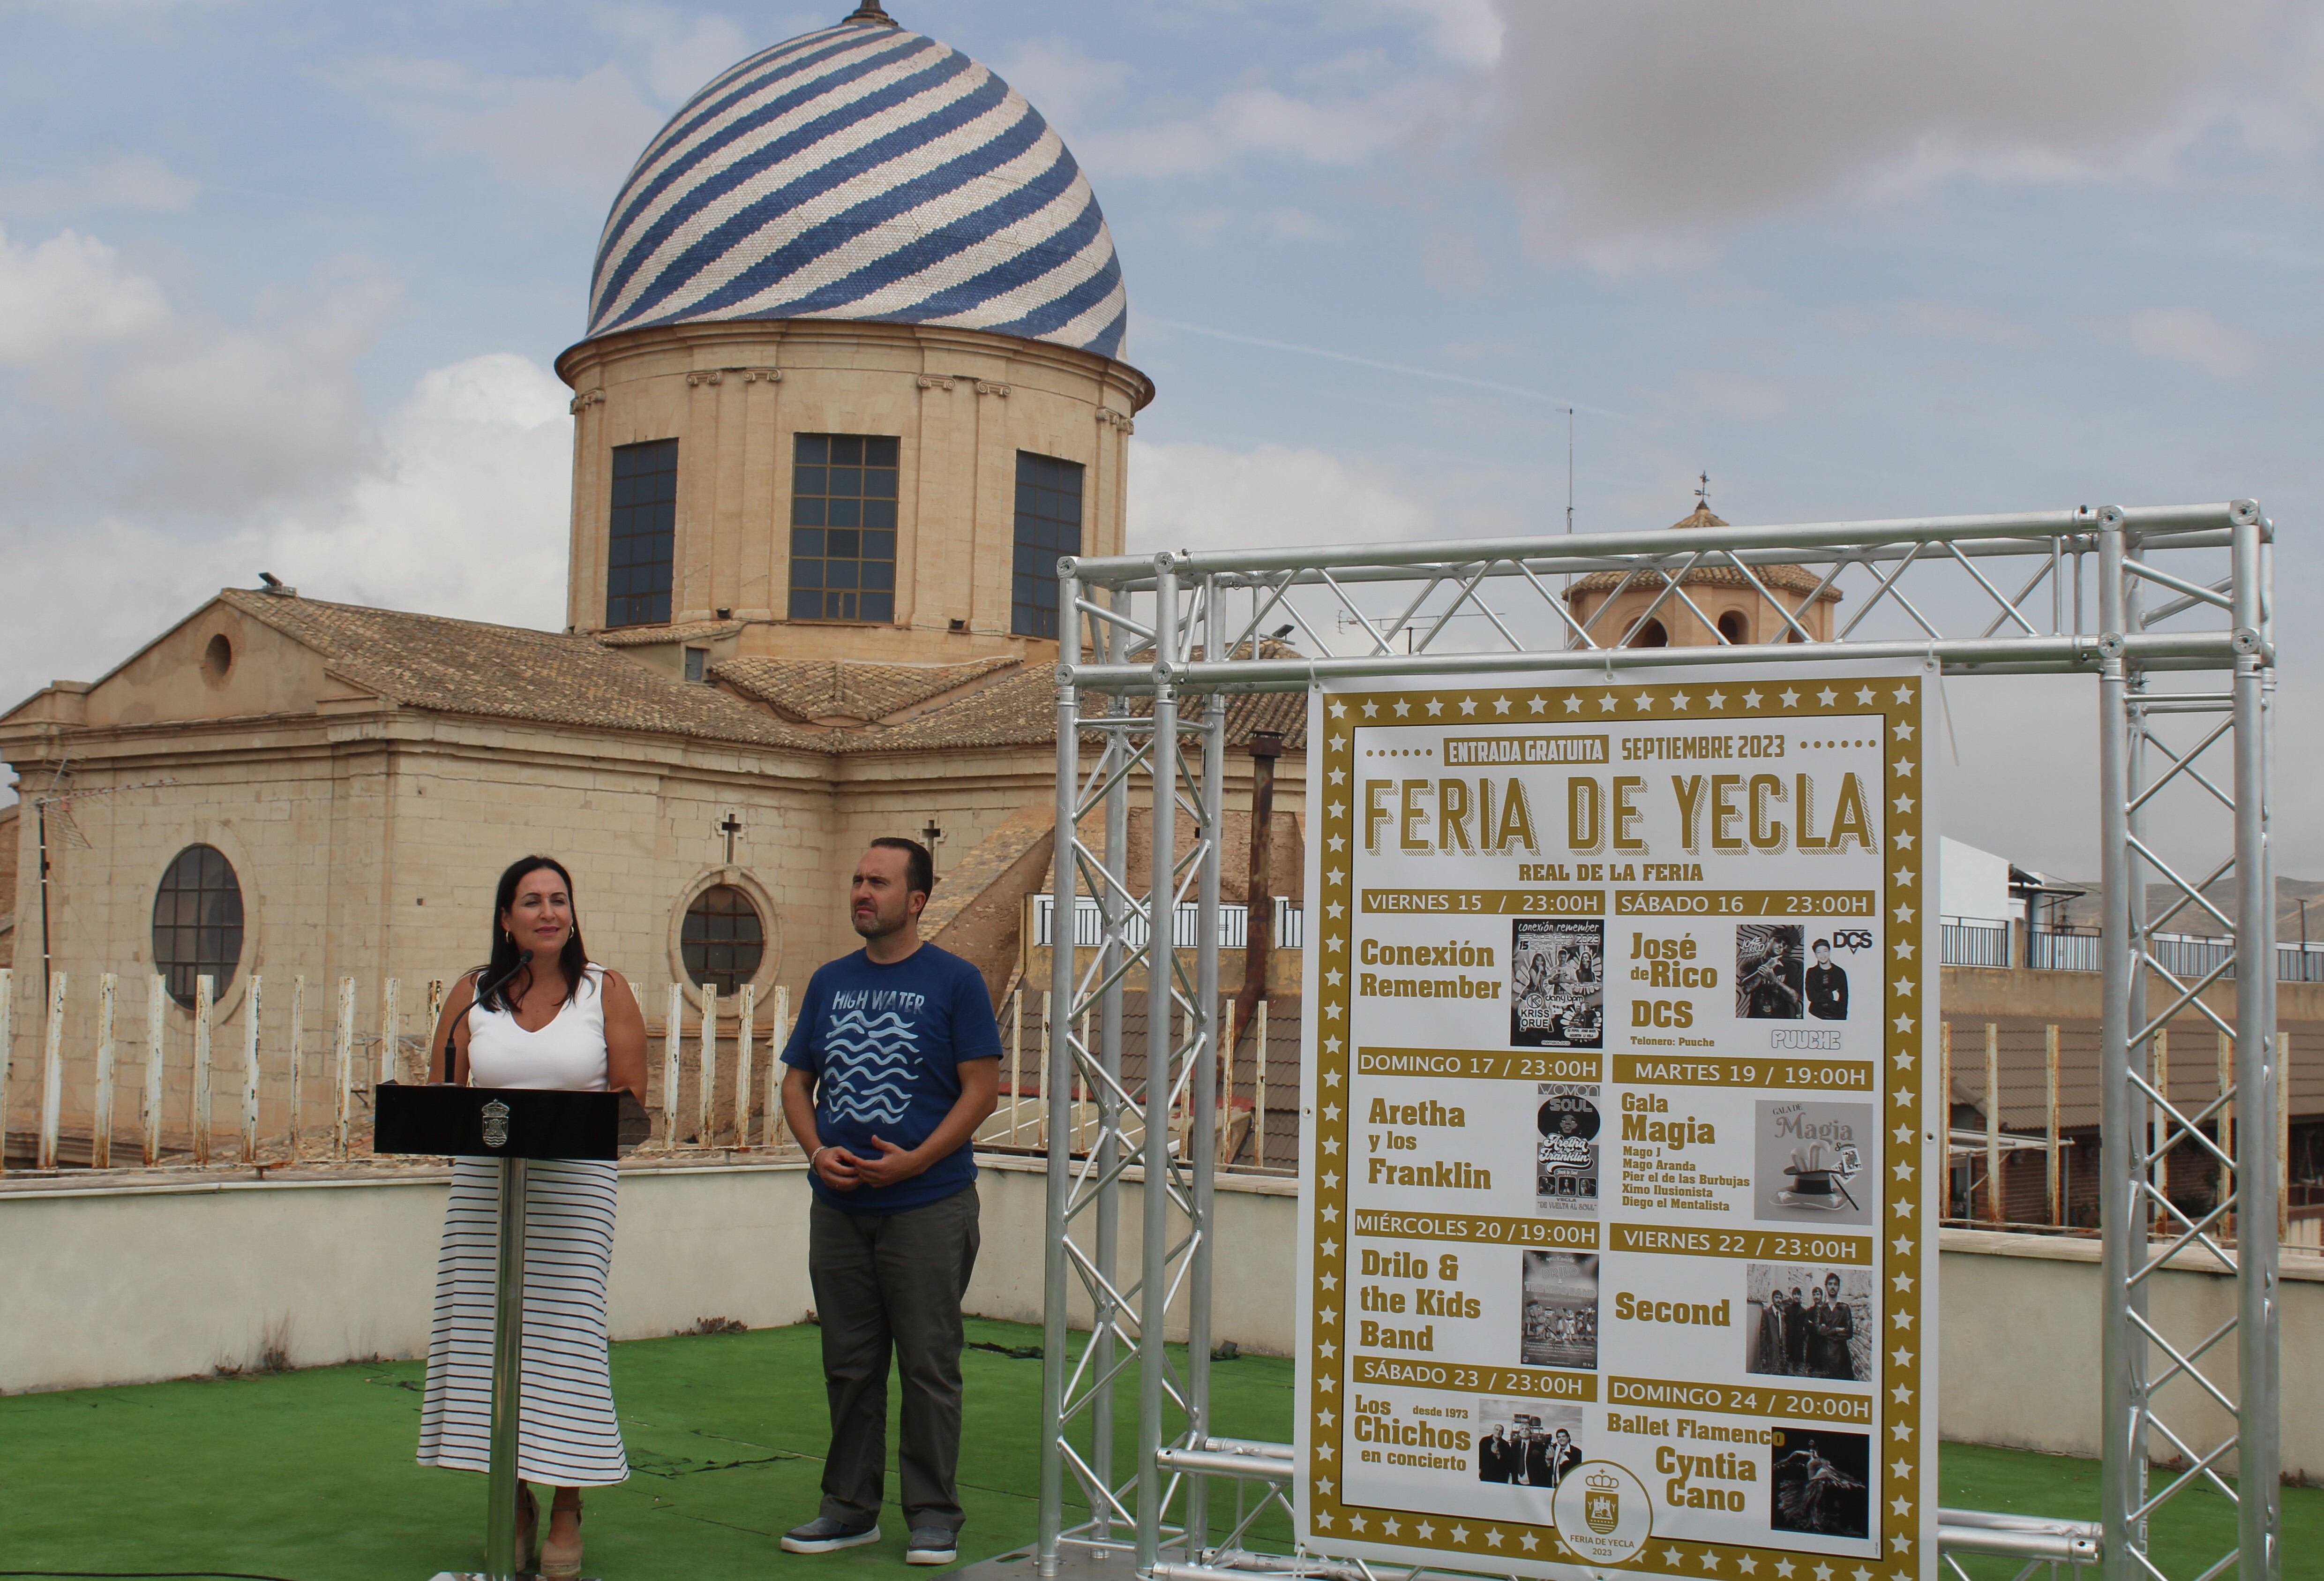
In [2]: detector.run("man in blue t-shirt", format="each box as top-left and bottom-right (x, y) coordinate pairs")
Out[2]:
(778, 837), (1000, 1566)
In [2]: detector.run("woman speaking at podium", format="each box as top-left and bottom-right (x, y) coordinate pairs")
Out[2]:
(418, 855), (649, 1577)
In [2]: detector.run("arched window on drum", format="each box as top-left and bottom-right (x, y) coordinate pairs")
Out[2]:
(682, 885), (765, 994)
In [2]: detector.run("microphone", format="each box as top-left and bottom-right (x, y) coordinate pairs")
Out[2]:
(438, 950), (534, 1081)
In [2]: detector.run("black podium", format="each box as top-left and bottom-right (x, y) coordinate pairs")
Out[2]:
(375, 1084), (648, 1581)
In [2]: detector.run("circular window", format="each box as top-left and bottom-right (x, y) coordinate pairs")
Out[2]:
(682, 884), (765, 994)
(202, 633), (233, 683)
(153, 844), (245, 1007)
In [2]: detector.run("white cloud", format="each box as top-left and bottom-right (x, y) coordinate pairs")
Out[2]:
(1357, 0), (1503, 67)
(1492, 1), (2276, 264)
(2127, 307), (2258, 378)
(260, 353), (572, 625)
(0, 153), (200, 217)
(1079, 80), (1443, 180)
(592, 5), (754, 105)
(0, 352), (575, 713)
(1128, 438), (1431, 556)
(326, 55), (669, 196)
(0, 225), (170, 365)
(105, 265), (401, 509)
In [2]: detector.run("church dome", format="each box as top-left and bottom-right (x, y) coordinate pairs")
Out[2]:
(583, 6), (1128, 360)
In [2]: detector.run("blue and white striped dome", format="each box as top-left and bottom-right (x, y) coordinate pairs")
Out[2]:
(585, 14), (1128, 360)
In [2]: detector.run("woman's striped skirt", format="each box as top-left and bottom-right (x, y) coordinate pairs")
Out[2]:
(416, 1158), (630, 1486)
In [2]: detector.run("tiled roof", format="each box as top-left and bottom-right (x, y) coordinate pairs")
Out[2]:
(1567, 504), (1841, 600)
(712, 655), (1018, 722)
(207, 593), (1312, 761)
(838, 660), (1309, 756)
(220, 592), (826, 750)
(595, 620), (746, 647)
(1566, 563), (1842, 599)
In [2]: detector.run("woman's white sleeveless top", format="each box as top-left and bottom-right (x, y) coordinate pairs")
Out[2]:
(465, 964), (610, 1091)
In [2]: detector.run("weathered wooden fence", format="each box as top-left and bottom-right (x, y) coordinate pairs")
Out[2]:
(0, 969), (1296, 1176)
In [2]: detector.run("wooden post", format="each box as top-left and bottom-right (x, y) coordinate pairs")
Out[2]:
(1984, 1021), (2002, 1223)
(241, 976), (263, 1164)
(382, 979), (400, 1086)
(1010, 987), (1024, 1145)
(2217, 1029), (2234, 1240)
(333, 977), (355, 1159)
(2045, 1024), (2062, 1226)
(735, 984), (756, 1148)
(1254, 999), (1270, 1170)
(37, 971), (67, 1171)
(2153, 1028), (2171, 1234)
(662, 982), (684, 1149)
(286, 977), (306, 1155)
(192, 975), (214, 1167)
(1040, 991), (1053, 1152)
(697, 984), (719, 1146)
(92, 973), (116, 1170)
(765, 985), (792, 1148)
(1940, 1021), (1953, 1216)
(0, 968), (12, 1173)
(1078, 1008), (1092, 1154)
(143, 975), (165, 1166)
(1221, 995), (1238, 1165)
(2279, 1031), (2292, 1244)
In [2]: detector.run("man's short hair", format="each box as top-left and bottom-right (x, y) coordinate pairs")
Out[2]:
(869, 836), (936, 899)
(1813, 938), (1831, 953)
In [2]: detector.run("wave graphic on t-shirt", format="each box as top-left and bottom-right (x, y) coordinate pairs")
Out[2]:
(820, 1009), (922, 1127)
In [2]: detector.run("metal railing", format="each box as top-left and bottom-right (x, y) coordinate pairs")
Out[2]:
(1032, 895), (1305, 951)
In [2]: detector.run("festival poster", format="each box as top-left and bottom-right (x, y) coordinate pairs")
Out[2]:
(1293, 663), (1940, 1581)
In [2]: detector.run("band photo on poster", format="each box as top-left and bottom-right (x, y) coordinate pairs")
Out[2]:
(1745, 1264), (1872, 1382)
(1753, 1100), (1873, 1226)
(1475, 1398), (1586, 1487)
(1536, 1083), (1599, 1216)
(1736, 923), (1806, 1019)
(1518, 1250), (1599, 1370)
(1511, 918), (1604, 1049)
(1770, 1429), (1872, 1539)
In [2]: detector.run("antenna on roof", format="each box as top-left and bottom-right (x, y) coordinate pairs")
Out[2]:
(843, 0), (900, 25)
(1696, 471), (1710, 511)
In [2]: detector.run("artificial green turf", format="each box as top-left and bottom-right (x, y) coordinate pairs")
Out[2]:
(0, 1320), (2313, 1580)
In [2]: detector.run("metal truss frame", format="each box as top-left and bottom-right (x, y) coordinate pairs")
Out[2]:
(1037, 502), (2276, 1581)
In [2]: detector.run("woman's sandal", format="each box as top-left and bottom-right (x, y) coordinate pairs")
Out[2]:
(515, 1485), (540, 1575)
(541, 1491), (585, 1579)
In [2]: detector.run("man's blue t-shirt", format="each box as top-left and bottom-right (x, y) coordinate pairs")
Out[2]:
(781, 942), (1001, 1214)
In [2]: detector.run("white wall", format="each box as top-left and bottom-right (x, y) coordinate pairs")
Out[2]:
(6, 1161), (2319, 1484)
(1939, 836), (2013, 925)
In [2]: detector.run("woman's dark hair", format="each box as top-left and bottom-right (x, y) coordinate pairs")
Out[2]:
(477, 855), (591, 1012)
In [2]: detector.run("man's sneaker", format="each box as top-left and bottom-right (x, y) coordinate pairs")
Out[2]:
(905, 1527), (959, 1566)
(782, 1517), (882, 1554)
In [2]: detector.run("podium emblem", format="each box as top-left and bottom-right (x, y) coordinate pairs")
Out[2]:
(480, 1099), (511, 1150)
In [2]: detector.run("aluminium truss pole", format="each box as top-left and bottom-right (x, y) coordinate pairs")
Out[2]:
(1137, 556), (1181, 1573)
(1039, 565), (1084, 1580)
(2230, 509), (2280, 1581)
(1094, 586), (1131, 1545)
(1182, 584), (1227, 1558)
(2098, 510), (2144, 1581)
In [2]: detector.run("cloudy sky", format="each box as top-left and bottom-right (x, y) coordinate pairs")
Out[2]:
(2, 0), (2318, 879)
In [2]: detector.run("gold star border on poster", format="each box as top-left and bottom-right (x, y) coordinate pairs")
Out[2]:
(1304, 675), (1931, 1580)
